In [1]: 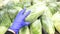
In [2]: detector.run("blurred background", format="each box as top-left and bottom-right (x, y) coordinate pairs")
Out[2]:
(0, 0), (60, 34)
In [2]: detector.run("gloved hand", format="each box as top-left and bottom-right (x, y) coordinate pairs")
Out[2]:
(9, 8), (31, 34)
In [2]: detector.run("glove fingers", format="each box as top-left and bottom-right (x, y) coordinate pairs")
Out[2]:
(25, 22), (30, 26)
(19, 8), (26, 15)
(24, 11), (31, 18)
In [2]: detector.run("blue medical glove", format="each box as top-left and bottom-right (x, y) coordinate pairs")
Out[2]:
(9, 8), (31, 34)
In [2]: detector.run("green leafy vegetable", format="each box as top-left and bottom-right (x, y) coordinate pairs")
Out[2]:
(30, 19), (42, 34)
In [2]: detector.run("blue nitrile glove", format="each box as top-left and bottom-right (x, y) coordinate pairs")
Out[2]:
(9, 8), (31, 34)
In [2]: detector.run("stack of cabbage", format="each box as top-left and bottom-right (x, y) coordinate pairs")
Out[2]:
(0, 0), (60, 34)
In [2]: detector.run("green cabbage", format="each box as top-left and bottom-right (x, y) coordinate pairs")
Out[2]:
(52, 11), (60, 33)
(41, 10), (55, 34)
(19, 26), (30, 34)
(30, 19), (42, 34)
(26, 3), (47, 23)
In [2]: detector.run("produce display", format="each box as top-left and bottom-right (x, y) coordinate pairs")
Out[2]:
(0, 0), (60, 34)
